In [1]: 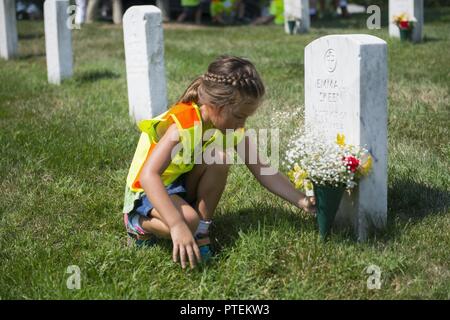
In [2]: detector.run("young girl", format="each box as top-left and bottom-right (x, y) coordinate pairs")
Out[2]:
(123, 55), (315, 269)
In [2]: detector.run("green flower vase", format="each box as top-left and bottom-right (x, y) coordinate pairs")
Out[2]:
(287, 20), (296, 35)
(399, 28), (412, 41)
(314, 184), (345, 240)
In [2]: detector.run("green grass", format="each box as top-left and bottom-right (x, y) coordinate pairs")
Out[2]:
(1, 8), (449, 299)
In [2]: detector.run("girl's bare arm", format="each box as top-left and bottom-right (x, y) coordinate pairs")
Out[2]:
(140, 123), (201, 268)
(235, 135), (316, 212)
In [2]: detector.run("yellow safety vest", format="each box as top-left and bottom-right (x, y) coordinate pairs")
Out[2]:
(123, 101), (245, 213)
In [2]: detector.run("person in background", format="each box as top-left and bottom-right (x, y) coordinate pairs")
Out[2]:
(210, 0), (237, 25)
(336, 0), (350, 18)
(177, 0), (204, 24)
(86, 0), (123, 24)
(318, 0), (349, 18)
(233, 0), (253, 24)
(309, 0), (318, 20)
(251, 0), (283, 26)
(16, 0), (42, 20)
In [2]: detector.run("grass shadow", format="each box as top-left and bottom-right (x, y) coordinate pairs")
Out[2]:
(211, 206), (314, 251)
(130, 206), (316, 262)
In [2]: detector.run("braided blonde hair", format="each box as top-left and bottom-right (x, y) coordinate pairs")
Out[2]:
(178, 55), (265, 111)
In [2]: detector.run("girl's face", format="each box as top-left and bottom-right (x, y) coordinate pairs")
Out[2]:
(206, 102), (259, 133)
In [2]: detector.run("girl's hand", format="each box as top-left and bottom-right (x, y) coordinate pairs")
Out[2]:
(170, 222), (202, 269)
(298, 196), (316, 213)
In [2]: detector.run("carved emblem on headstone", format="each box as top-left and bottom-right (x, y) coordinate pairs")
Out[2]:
(324, 49), (337, 73)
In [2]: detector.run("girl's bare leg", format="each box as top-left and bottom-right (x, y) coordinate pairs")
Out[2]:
(185, 151), (230, 221)
(139, 194), (200, 239)
(139, 149), (230, 238)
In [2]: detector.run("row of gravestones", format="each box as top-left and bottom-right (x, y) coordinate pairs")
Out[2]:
(0, 0), (72, 84)
(0, 0), (425, 63)
(1, 1), (422, 241)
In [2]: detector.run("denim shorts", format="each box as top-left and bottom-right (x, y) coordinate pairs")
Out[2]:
(133, 174), (193, 218)
(124, 174), (198, 237)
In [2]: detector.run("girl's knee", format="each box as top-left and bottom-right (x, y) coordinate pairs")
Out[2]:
(182, 206), (200, 233)
(210, 162), (230, 176)
(209, 150), (230, 174)
(150, 199), (199, 234)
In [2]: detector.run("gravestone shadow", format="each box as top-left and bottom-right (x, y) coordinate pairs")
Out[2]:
(20, 52), (46, 60)
(312, 13), (372, 30)
(74, 70), (120, 83)
(19, 32), (44, 40)
(388, 179), (449, 223)
(212, 179), (450, 247)
(333, 180), (449, 243)
(353, 180), (450, 243)
(423, 8), (450, 24)
(419, 36), (442, 43)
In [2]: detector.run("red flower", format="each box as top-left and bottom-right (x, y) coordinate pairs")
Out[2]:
(344, 156), (360, 173)
(399, 20), (410, 29)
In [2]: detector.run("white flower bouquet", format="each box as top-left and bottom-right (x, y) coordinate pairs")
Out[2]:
(285, 131), (373, 239)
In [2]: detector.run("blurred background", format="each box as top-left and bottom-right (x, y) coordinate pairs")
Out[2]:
(14, 0), (450, 26)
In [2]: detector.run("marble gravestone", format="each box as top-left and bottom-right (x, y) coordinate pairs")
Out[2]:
(305, 35), (388, 241)
(389, 0), (424, 43)
(44, 0), (73, 84)
(0, 0), (18, 59)
(123, 6), (168, 123)
(284, 0), (310, 34)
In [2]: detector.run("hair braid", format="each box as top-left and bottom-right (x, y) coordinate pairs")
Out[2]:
(203, 71), (259, 92)
(178, 55), (265, 109)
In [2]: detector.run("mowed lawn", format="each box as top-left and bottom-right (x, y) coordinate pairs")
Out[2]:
(1, 7), (449, 299)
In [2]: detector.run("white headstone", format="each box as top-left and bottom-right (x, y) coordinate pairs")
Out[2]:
(123, 6), (168, 123)
(305, 35), (388, 241)
(44, 0), (73, 85)
(389, 0), (424, 43)
(0, 0), (18, 59)
(284, 0), (310, 34)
